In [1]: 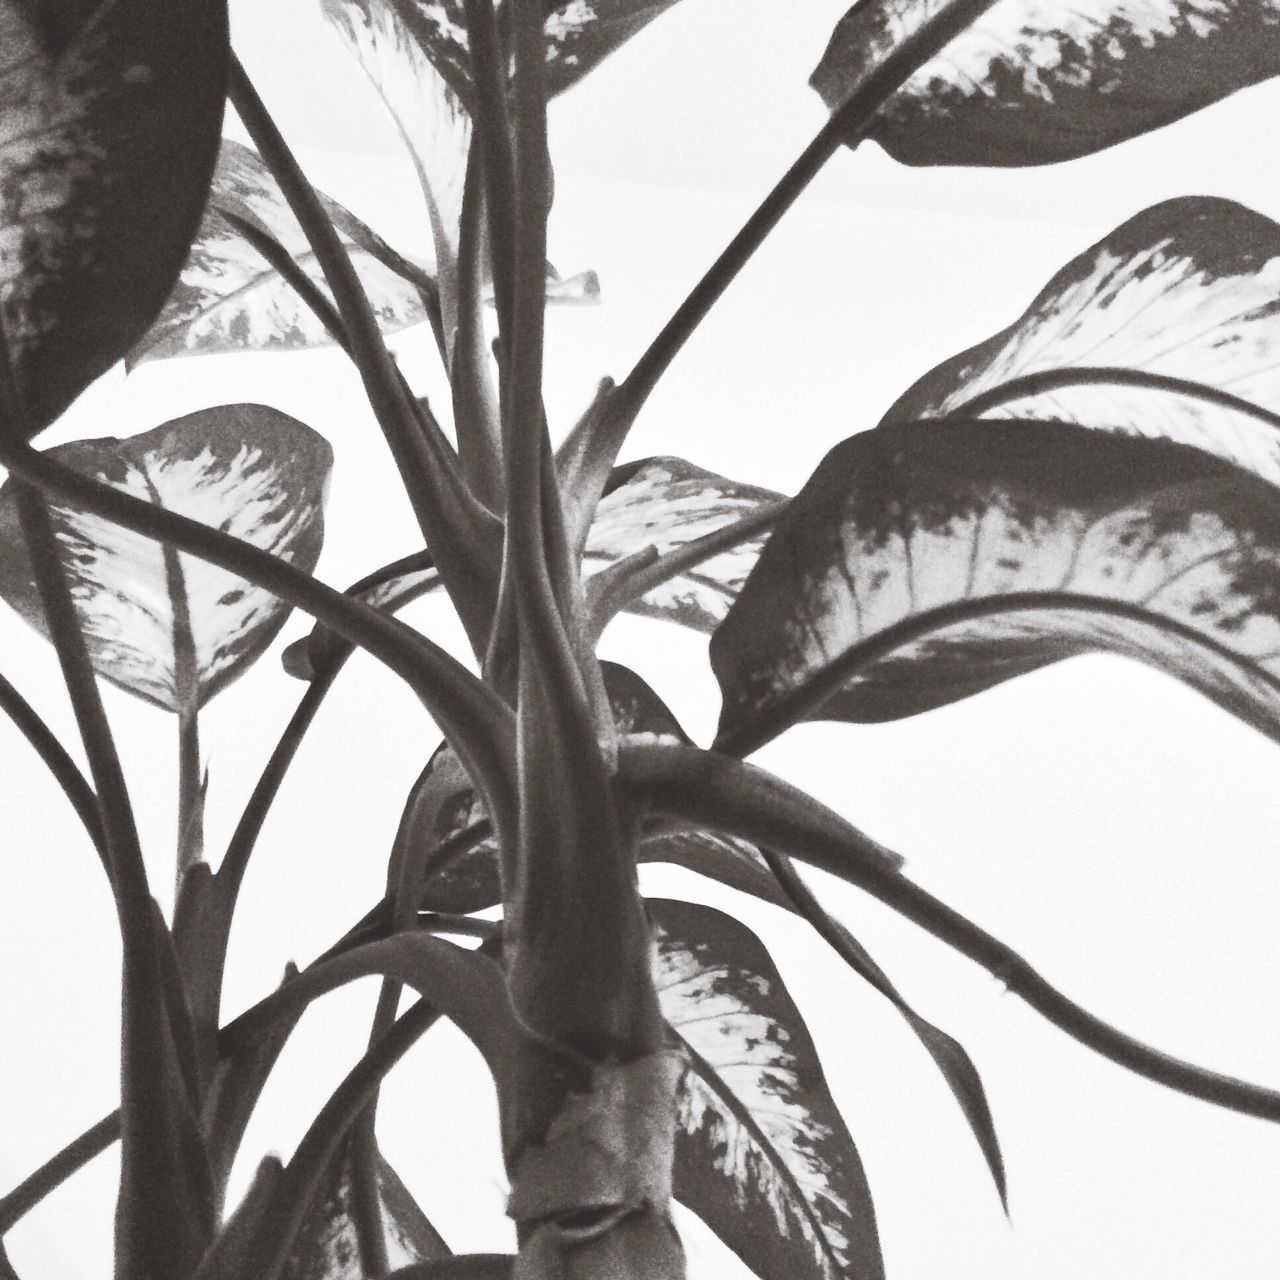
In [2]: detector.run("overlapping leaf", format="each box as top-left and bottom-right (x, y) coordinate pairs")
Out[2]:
(713, 420), (1280, 752)
(0, 0), (228, 432)
(586, 457), (785, 633)
(130, 140), (434, 364)
(283, 457), (779, 681)
(886, 197), (1280, 485)
(0, 406), (332, 712)
(811, 0), (1280, 166)
(283, 1145), (448, 1279)
(651, 898), (883, 1280)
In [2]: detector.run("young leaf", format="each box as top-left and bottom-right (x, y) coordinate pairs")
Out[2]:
(586, 457), (784, 633)
(0, 406), (332, 712)
(811, 1), (1280, 166)
(651, 898), (883, 1280)
(886, 197), (1280, 485)
(713, 419), (1280, 754)
(131, 140), (434, 364)
(283, 1145), (449, 1279)
(0, 0), (229, 433)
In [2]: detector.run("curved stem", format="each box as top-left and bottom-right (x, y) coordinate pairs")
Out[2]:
(939, 367), (1280, 434)
(228, 57), (500, 655)
(0, 440), (516, 844)
(559, 0), (1002, 526)
(0, 669), (105, 869)
(622, 742), (1280, 1123)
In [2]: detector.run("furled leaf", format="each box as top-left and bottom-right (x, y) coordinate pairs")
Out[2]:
(586, 457), (784, 633)
(0, 0), (228, 433)
(283, 1145), (449, 1279)
(811, 0), (1280, 166)
(651, 898), (883, 1280)
(712, 420), (1280, 752)
(131, 140), (433, 364)
(886, 197), (1280, 485)
(0, 406), (332, 712)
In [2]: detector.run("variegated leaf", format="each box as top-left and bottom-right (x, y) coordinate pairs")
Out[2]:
(130, 139), (433, 364)
(322, 0), (472, 265)
(586, 457), (785, 633)
(811, 0), (1280, 166)
(284, 456), (778, 681)
(0, 0), (227, 432)
(652, 898), (883, 1280)
(712, 420), (1280, 754)
(886, 197), (1280, 486)
(0, 406), (332, 712)
(283, 1145), (448, 1279)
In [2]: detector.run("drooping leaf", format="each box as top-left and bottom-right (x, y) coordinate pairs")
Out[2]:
(0, 406), (332, 712)
(0, 0), (229, 433)
(283, 1144), (449, 1280)
(811, 0), (1280, 167)
(712, 419), (1280, 753)
(651, 898), (883, 1280)
(130, 139), (434, 364)
(886, 197), (1280, 485)
(586, 457), (784, 633)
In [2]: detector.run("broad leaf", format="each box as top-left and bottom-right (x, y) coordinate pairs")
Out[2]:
(651, 898), (883, 1280)
(131, 140), (433, 364)
(713, 420), (1280, 752)
(886, 197), (1280, 486)
(811, 0), (1280, 166)
(325, 0), (687, 111)
(283, 1145), (448, 1279)
(0, 406), (332, 712)
(0, 0), (228, 432)
(586, 457), (785, 633)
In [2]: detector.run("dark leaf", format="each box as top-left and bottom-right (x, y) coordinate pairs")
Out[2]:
(887, 197), (1280, 484)
(0, 0), (228, 433)
(284, 1145), (449, 1279)
(713, 420), (1280, 752)
(131, 140), (434, 364)
(587, 457), (783, 633)
(0, 406), (332, 712)
(651, 898), (883, 1280)
(811, 0), (1280, 166)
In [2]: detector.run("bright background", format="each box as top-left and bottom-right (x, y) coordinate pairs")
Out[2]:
(3, 1), (1280, 1276)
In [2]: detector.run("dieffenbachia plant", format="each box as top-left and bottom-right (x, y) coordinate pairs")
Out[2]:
(1, 1), (1279, 1278)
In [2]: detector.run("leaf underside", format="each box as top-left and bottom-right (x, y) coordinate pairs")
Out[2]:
(653, 898), (883, 1280)
(713, 419), (1280, 751)
(0, 406), (333, 712)
(0, 0), (228, 432)
(886, 195), (1280, 486)
(811, 0), (1280, 166)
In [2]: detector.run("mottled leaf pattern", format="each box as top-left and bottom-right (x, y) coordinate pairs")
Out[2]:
(713, 420), (1280, 751)
(283, 1146), (448, 1279)
(0, 0), (227, 431)
(652, 898), (883, 1280)
(886, 197), (1280, 486)
(0, 406), (332, 712)
(811, 0), (1280, 166)
(587, 457), (784, 632)
(131, 139), (432, 363)
(322, 0), (472, 265)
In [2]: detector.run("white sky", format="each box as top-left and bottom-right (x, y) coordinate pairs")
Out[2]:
(3, 1), (1280, 1277)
